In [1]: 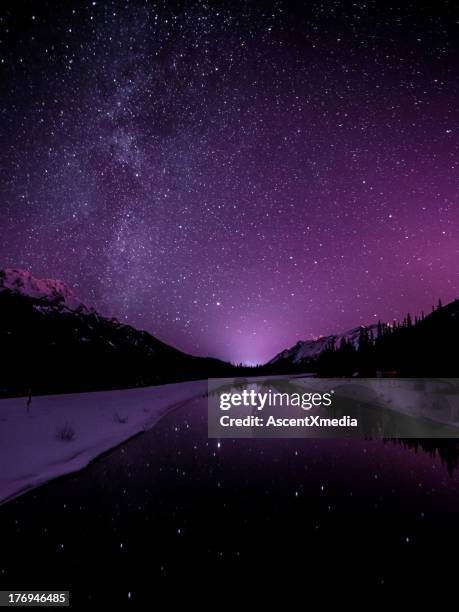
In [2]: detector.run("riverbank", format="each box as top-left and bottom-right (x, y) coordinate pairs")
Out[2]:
(0, 379), (208, 505)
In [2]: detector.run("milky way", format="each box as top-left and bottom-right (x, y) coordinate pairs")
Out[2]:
(0, 1), (458, 363)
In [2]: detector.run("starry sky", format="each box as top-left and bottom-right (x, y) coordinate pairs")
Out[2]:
(0, 1), (458, 364)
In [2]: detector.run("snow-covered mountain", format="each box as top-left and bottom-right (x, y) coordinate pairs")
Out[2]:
(0, 268), (92, 314)
(0, 269), (233, 396)
(268, 323), (379, 366)
(268, 298), (459, 376)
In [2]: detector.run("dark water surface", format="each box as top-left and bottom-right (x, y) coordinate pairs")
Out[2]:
(1, 396), (459, 604)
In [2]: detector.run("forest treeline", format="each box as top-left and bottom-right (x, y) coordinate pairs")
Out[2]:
(316, 299), (459, 377)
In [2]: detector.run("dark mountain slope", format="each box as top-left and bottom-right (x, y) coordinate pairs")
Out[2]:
(0, 269), (234, 396)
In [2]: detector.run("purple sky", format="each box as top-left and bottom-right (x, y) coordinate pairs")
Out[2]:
(0, 1), (458, 364)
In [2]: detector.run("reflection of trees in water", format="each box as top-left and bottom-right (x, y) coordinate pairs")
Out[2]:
(386, 439), (459, 476)
(210, 378), (459, 474)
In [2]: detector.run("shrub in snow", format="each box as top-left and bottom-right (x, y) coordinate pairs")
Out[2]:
(114, 412), (128, 424)
(56, 422), (76, 441)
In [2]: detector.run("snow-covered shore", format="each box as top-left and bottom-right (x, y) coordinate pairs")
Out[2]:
(0, 380), (208, 505)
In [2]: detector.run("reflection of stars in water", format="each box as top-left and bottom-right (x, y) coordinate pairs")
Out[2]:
(0, 398), (458, 597)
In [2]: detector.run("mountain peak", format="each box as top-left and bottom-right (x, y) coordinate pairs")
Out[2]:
(0, 268), (92, 314)
(268, 323), (379, 365)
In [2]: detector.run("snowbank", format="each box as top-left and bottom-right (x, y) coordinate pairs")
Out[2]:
(0, 380), (207, 505)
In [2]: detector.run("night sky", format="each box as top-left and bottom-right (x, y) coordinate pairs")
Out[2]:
(0, 1), (458, 364)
